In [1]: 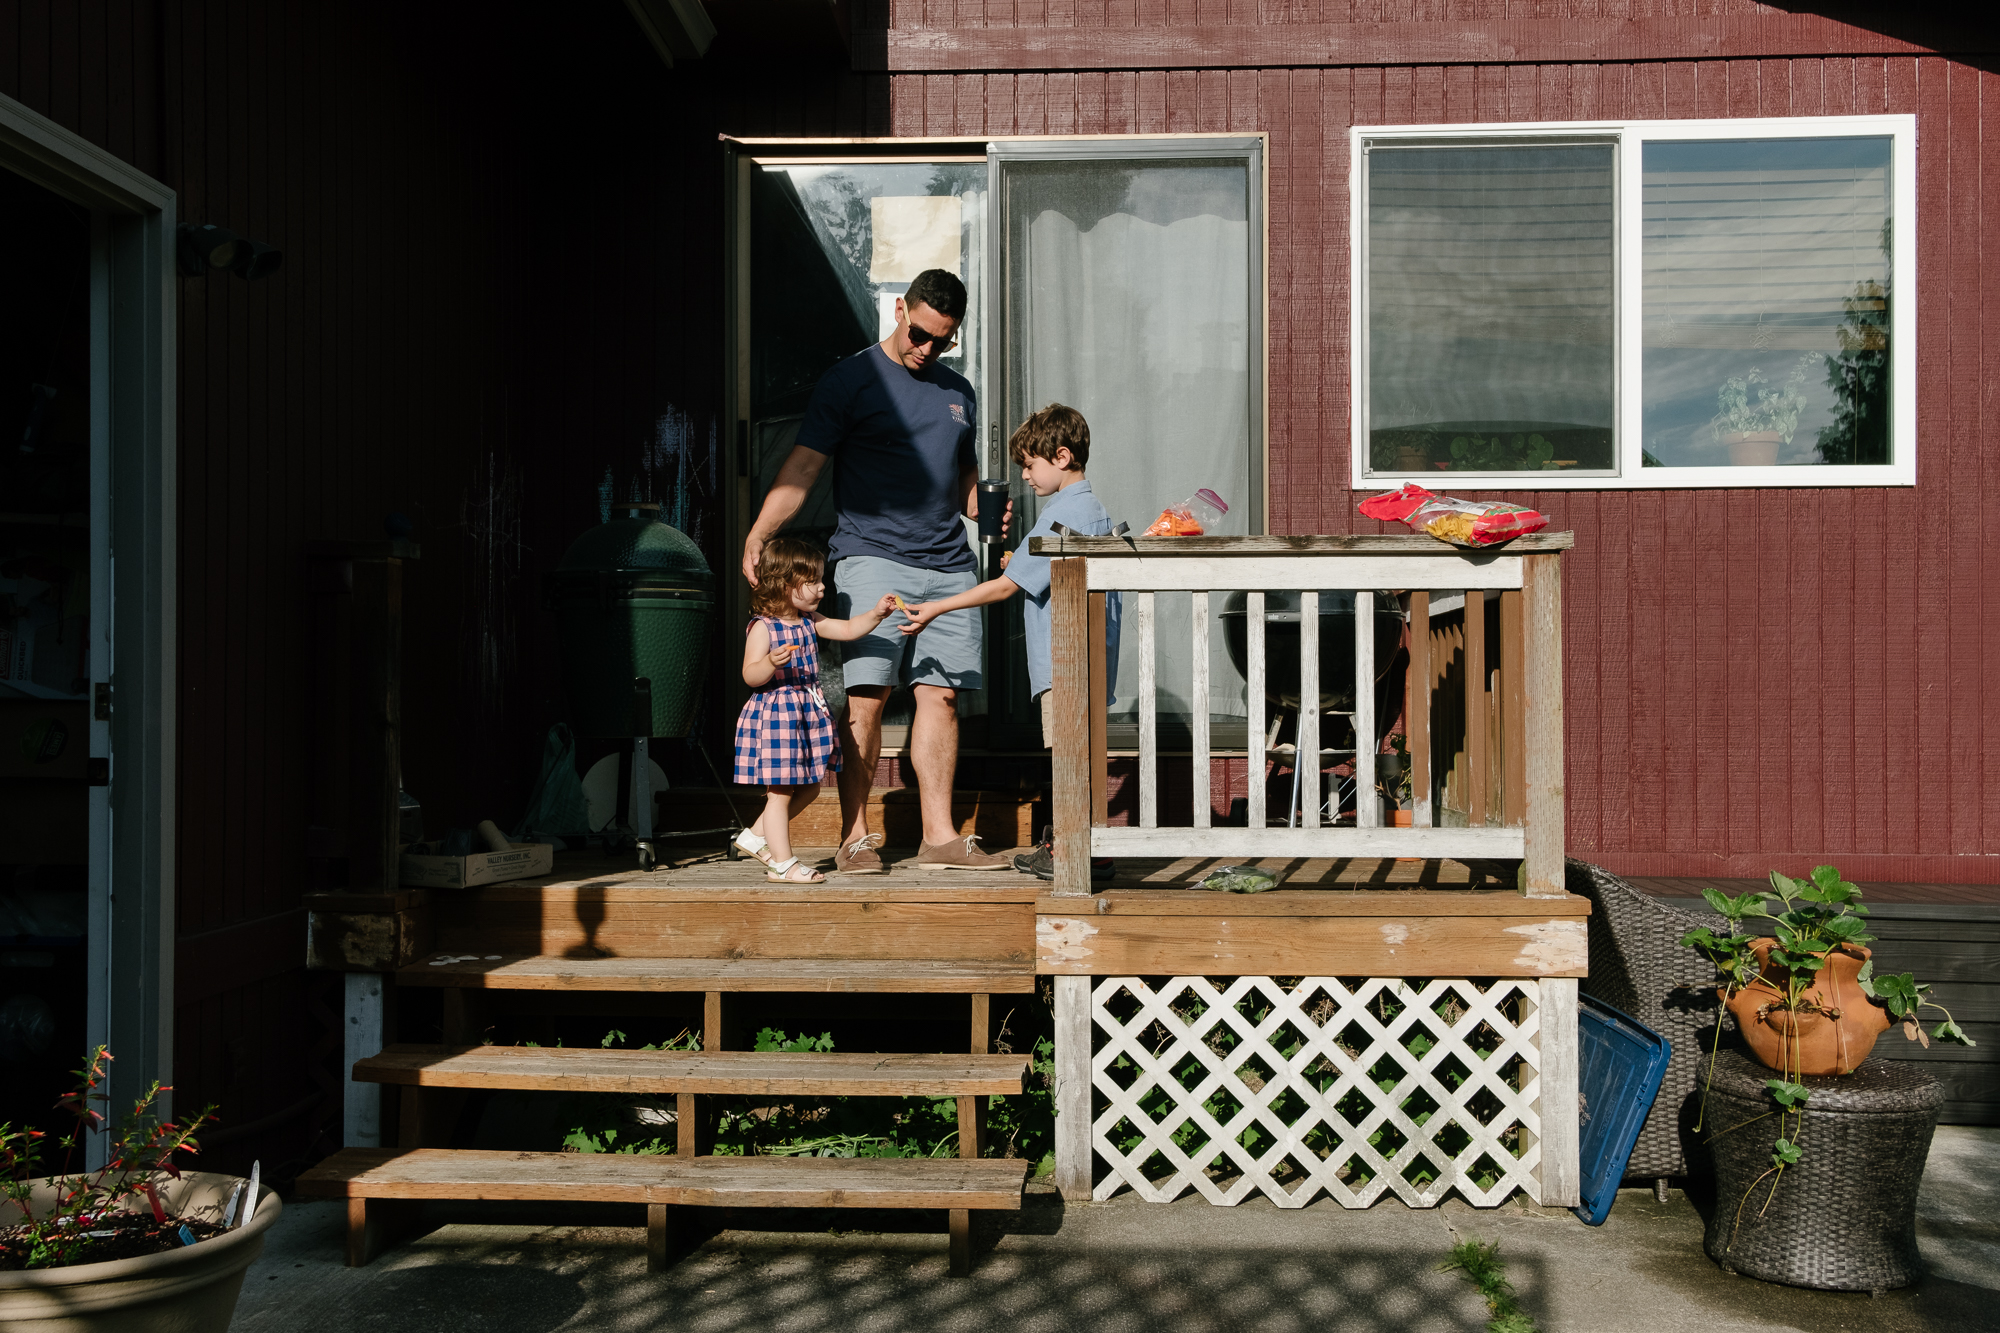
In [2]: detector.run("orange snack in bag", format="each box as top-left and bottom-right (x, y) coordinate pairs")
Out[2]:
(1144, 507), (1205, 536)
(1142, 489), (1228, 537)
(1357, 484), (1547, 548)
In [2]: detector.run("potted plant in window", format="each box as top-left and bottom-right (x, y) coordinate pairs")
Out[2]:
(1712, 353), (1813, 466)
(0, 1047), (277, 1332)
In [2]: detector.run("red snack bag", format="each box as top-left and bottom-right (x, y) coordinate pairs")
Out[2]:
(1357, 484), (1547, 548)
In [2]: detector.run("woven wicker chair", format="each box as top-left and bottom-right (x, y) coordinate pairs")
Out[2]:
(1566, 859), (1732, 1199)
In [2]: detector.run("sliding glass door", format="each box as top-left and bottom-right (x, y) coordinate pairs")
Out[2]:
(989, 138), (1266, 744)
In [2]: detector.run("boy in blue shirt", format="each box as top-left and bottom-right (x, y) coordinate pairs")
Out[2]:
(900, 403), (1121, 880)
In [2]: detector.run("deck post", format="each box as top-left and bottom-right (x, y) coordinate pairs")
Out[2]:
(342, 972), (385, 1147)
(1529, 978), (1581, 1207)
(1049, 557), (1092, 895)
(1521, 550), (1574, 1204)
(1521, 553), (1565, 897)
(1052, 974), (1092, 1201)
(948, 1208), (971, 1276)
(647, 1203), (671, 1271)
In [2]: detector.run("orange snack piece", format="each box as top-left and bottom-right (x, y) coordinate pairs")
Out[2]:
(1143, 507), (1206, 537)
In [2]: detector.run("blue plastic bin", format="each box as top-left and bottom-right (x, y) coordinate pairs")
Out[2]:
(1571, 993), (1672, 1226)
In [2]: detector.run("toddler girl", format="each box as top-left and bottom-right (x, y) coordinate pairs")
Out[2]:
(731, 538), (897, 882)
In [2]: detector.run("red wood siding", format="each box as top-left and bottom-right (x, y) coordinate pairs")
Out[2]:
(0, 0), (880, 1170)
(866, 54), (2000, 883)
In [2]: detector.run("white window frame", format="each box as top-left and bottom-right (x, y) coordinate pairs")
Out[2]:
(1349, 114), (1917, 490)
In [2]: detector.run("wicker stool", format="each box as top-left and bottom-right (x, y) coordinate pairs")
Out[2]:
(1702, 1050), (1941, 1293)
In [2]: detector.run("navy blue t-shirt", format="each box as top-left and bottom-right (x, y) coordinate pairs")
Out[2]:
(794, 344), (978, 573)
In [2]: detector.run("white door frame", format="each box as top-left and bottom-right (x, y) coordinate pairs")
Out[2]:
(0, 92), (177, 1142)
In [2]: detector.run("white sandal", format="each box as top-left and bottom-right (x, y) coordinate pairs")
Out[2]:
(733, 828), (778, 868)
(765, 856), (825, 884)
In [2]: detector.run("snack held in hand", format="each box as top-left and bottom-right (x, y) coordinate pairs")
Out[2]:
(1144, 488), (1229, 537)
(1357, 484), (1547, 548)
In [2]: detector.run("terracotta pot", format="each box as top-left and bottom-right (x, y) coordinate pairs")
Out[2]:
(0, 1170), (280, 1333)
(1723, 430), (1782, 466)
(1723, 939), (1892, 1076)
(1394, 449), (1430, 472)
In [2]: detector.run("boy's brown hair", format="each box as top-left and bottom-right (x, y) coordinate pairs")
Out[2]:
(1008, 402), (1090, 471)
(749, 537), (826, 618)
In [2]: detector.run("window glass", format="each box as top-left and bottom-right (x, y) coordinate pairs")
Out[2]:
(1366, 143), (1616, 476)
(1641, 137), (1892, 467)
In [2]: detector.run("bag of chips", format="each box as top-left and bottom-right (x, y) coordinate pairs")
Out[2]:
(1357, 484), (1547, 548)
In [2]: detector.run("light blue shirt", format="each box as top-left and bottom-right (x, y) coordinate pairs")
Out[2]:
(1006, 479), (1122, 701)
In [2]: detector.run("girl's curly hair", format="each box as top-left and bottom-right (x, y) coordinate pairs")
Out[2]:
(750, 537), (826, 618)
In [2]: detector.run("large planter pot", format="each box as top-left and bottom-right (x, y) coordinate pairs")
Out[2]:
(1723, 939), (1891, 1075)
(0, 1170), (281, 1333)
(1723, 430), (1782, 466)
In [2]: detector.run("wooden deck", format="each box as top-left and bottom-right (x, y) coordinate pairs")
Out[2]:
(497, 848), (1516, 891)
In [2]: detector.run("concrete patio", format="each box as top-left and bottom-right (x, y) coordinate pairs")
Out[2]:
(229, 1126), (1999, 1333)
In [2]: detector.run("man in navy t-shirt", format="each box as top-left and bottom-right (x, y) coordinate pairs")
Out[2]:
(740, 268), (1010, 874)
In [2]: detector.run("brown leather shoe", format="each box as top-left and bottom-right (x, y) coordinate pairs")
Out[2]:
(916, 833), (1013, 871)
(835, 833), (885, 874)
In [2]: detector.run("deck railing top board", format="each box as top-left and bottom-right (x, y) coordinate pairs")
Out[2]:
(1029, 533), (1576, 556)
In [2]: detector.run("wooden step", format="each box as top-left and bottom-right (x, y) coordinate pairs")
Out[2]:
(354, 1044), (1029, 1096)
(396, 955), (1036, 993)
(297, 1148), (1030, 1274)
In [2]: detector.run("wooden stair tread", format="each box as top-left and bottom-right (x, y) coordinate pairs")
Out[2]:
(298, 1148), (1029, 1210)
(354, 1044), (1029, 1095)
(396, 955), (1035, 993)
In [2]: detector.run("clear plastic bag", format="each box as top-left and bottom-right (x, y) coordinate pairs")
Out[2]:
(1144, 488), (1229, 537)
(1357, 484), (1547, 548)
(1197, 864), (1279, 894)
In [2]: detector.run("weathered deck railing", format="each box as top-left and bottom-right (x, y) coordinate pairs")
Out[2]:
(1039, 533), (1574, 887)
(1033, 532), (1582, 1210)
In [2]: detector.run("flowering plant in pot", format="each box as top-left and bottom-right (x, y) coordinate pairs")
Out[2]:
(1680, 866), (1973, 1207)
(0, 1047), (276, 1333)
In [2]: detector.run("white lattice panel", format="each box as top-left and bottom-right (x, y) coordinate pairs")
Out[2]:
(1090, 976), (1544, 1208)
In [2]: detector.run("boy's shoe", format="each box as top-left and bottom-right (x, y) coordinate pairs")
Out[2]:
(1014, 843), (1053, 878)
(1016, 841), (1115, 882)
(1013, 826), (1054, 877)
(835, 833), (885, 874)
(916, 833), (1012, 871)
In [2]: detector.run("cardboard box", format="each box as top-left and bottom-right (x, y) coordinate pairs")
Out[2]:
(399, 840), (554, 889)
(306, 906), (434, 971)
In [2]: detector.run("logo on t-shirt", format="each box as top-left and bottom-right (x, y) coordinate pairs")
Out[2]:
(949, 402), (967, 425)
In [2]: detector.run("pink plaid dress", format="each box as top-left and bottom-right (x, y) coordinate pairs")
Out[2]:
(732, 615), (842, 787)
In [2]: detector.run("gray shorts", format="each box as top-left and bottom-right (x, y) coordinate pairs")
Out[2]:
(826, 555), (983, 692)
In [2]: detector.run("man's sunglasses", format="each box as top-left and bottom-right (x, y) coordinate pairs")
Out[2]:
(905, 321), (959, 351)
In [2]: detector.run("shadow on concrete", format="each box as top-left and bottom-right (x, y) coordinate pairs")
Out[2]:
(312, 1262), (587, 1333)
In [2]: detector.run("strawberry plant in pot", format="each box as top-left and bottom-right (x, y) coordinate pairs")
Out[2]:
(1680, 866), (1973, 1222)
(1681, 866), (1974, 1081)
(0, 1047), (278, 1333)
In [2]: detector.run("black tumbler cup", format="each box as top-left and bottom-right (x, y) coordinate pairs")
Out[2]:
(976, 479), (1008, 545)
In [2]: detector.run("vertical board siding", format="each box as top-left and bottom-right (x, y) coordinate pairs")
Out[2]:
(878, 53), (1994, 882)
(0, 0), (883, 1169)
